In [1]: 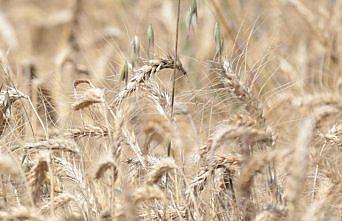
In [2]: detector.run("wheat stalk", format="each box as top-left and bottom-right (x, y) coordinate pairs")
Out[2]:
(113, 58), (186, 106)
(146, 157), (177, 185)
(11, 138), (80, 154)
(94, 158), (118, 181)
(40, 193), (75, 214)
(133, 184), (165, 204)
(27, 156), (50, 204)
(72, 79), (105, 110)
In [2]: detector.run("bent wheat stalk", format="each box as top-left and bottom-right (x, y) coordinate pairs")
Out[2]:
(0, 87), (28, 136)
(72, 79), (105, 110)
(113, 57), (186, 105)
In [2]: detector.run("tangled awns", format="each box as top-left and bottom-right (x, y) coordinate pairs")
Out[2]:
(0, 0), (341, 220)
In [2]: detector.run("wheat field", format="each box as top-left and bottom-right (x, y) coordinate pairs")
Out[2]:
(0, 0), (341, 220)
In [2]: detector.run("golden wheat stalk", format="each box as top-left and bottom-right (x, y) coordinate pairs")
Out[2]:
(65, 125), (109, 139)
(133, 184), (165, 204)
(113, 57), (186, 105)
(202, 124), (273, 159)
(40, 193), (75, 214)
(94, 158), (118, 181)
(10, 138), (80, 154)
(72, 79), (105, 110)
(219, 59), (264, 120)
(0, 87), (28, 136)
(26, 157), (50, 204)
(146, 157), (177, 185)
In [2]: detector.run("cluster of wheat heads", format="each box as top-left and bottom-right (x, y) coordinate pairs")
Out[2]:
(0, 0), (342, 221)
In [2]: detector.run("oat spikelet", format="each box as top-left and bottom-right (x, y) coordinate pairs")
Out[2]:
(146, 157), (177, 184)
(94, 158), (118, 181)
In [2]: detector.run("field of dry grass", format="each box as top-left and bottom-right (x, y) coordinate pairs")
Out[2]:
(0, 0), (341, 220)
